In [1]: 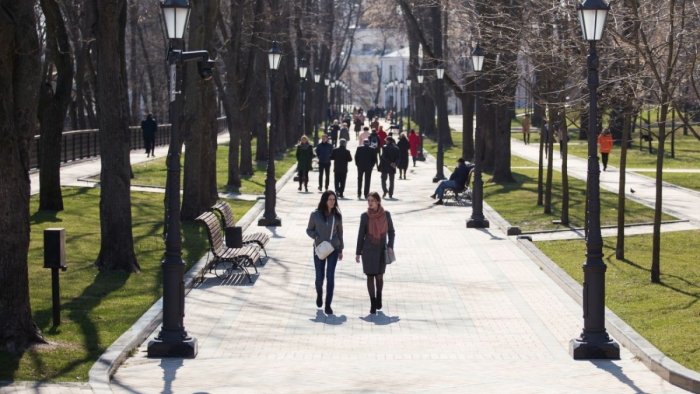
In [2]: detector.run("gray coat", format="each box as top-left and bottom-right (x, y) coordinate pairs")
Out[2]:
(306, 210), (344, 252)
(355, 211), (395, 275)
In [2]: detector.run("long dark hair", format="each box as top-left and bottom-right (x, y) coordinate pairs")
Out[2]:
(317, 190), (341, 218)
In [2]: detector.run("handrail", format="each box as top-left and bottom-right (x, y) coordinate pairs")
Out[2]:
(30, 117), (227, 170)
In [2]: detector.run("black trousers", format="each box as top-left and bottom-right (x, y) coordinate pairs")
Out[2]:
(318, 162), (330, 190)
(334, 171), (347, 196)
(144, 137), (155, 155)
(381, 172), (395, 197)
(357, 169), (372, 198)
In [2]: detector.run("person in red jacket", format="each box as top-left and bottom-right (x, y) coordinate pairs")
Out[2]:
(377, 126), (387, 149)
(597, 128), (613, 171)
(408, 129), (420, 166)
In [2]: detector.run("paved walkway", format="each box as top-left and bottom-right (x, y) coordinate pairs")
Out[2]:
(106, 136), (687, 393)
(4, 127), (696, 393)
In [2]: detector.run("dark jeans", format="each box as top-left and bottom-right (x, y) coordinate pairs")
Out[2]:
(601, 153), (609, 170)
(357, 169), (372, 198)
(144, 137), (155, 155)
(381, 172), (395, 197)
(314, 249), (339, 306)
(334, 171), (347, 196)
(434, 179), (458, 199)
(298, 170), (309, 186)
(318, 162), (330, 190)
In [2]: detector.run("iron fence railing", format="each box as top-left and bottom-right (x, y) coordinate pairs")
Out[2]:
(29, 117), (227, 170)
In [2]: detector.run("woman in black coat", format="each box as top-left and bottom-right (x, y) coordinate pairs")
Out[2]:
(396, 133), (410, 179)
(355, 192), (395, 314)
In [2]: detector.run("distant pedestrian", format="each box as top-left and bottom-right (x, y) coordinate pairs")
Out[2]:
(355, 139), (377, 199)
(330, 138), (352, 198)
(377, 126), (387, 149)
(141, 114), (157, 157)
(329, 120), (340, 147)
(358, 126), (371, 146)
(522, 114), (531, 145)
(307, 190), (344, 315)
(355, 192), (395, 315)
(598, 128), (613, 171)
(408, 129), (420, 166)
(339, 122), (350, 141)
(353, 109), (365, 139)
(315, 134), (333, 191)
(296, 135), (313, 192)
(378, 137), (399, 199)
(396, 133), (410, 179)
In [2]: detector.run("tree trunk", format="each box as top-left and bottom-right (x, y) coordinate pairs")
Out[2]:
(181, 0), (220, 221)
(537, 123), (544, 206)
(651, 102), (668, 283)
(459, 91), (474, 162)
(0, 0), (46, 351)
(93, 0), (139, 272)
(38, 0), (74, 212)
(544, 115), (554, 214)
(559, 109), (569, 225)
(616, 110), (631, 260)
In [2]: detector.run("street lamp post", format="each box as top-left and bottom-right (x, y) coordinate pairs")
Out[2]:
(257, 41), (283, 228)
(570, 0), (619, 359)
(399, 79), (405, 131)
(466, 45), (489, 229)
(433, 64), (446, 182)
(148, 0), (215, 358)
(313, 69), (321, 145)
(299, 58), (308, 137)
(416, 73), (425, 161)
(324, 77), (330, 131)
(330, 80), (336, 121)
(406, 79), (412, 132)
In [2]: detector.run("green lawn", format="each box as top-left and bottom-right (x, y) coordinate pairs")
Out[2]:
(424, 132), (675, 231)
(537, 232), (700, 372)
(122, 143), (297, 195)
(0, 187), (255, 382)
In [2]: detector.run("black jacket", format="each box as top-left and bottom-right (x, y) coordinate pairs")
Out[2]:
(355, 145), (377, 171)
(330, 146), (352, 173)
(378, 143), (399, 174)
(450, 162), (474, 190)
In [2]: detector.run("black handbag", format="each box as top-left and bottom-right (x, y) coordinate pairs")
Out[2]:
(225, 226), (243, 248)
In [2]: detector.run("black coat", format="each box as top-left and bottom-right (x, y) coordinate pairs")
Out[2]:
(355, 145), (377, 171)
(141, 117), (157, 139)
(330, 146), (352, 173)
(378, 143), (399, 174)
(397, 138), (410, 170)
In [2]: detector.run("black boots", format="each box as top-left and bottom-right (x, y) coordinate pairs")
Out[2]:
(316, 291), (323, 308)
(370, 297), (377, 314)
(376, 292), (382, 310)
(324, 303), (333, 315)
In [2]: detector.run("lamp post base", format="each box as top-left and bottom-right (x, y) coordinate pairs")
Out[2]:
(147, 336), (198, 358)
(569, 338), (620, 359)
(258, 217), (282, 227)
(466, 218), (490, 228)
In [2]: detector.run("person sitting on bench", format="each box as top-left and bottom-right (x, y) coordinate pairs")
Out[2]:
(430, 158), (473, 205)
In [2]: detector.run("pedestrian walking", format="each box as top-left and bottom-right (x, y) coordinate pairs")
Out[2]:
(315, 134), (333, 191)
(358, 126), (371, 146)
(355, 192), (395, 315)
(408, 129), (420, 166)
(296, 135), (314, 192)
(141, 114), (157, 157)
(307, 191), (344, 315)
(355, 139), (377, 199)
(378, 137), (399, 198)
(522, 114), (531, 145)
(329, 120), (340, 147)
(330, 138), (352, 198)
(598, 127), (613, 171)
(396, 133), (410, 179)
(339, 122), (350, 141)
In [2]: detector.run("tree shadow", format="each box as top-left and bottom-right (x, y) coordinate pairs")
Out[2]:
(615, 257), (699, 306)
(29, 270), (130, 380)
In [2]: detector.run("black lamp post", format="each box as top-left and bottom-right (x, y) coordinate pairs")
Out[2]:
(399, 79), (405, 131)
(149, 0), (215, 358)
(330, 80), (336, 121)
(433, 64), (446, 182)
(299, 58), (308, 137)
(257, 41), (282, 227)
(416, 73), (425, 161)
(313, 69), (321, 145)
(324, 77), (330, 131)
(570, 0), (619, 359)
(406, 79), (412, 132)
(466, 44), (489, 229)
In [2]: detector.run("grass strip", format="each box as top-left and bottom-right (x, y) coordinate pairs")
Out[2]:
(536, 232), (700, 372)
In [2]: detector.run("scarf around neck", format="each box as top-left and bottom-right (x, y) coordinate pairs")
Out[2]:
(367, 205), (387, 243)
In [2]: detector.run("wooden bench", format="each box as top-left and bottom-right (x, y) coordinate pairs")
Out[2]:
(212, 201), (270, 256)
(443, 168), (473, 204)
(195, 211), (261, 282)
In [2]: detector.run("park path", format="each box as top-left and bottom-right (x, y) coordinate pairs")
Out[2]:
(107, 136), (686, 393)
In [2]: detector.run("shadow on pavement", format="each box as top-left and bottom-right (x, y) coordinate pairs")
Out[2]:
(309, 310), (347, 325)
(591, 360), (645, 394)
(360, 311), (400, 325)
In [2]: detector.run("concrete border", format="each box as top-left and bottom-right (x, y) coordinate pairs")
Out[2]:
(88, 162), (298, 393)
(482, 201), (700, 393)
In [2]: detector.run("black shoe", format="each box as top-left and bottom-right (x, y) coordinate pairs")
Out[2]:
(389, 195), (393, 199)
(358, 193), (361, 199)
(376, 293), (382, 310)
(305, 186), (308, 192)
(370, 297), (377, 314)
(430, 194), (436, 199)
(324, 305), (333, 315)
(434, 199), (444, 205)
(383, 192), (387, 198)
(318, 186), (322, 191)
(298, 185), (302, 191)
(316, 293), (323, 308)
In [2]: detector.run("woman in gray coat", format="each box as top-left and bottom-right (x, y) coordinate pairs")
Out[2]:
(355, 191), (395, 314)
(306, 190), (344, 315)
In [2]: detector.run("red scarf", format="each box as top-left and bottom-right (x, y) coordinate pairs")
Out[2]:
(367, 206), (387, 243)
